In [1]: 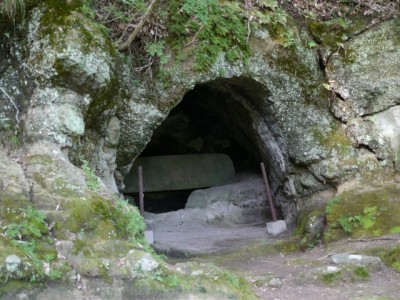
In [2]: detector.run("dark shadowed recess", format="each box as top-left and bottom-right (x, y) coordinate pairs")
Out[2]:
(127, 77), (281, 213)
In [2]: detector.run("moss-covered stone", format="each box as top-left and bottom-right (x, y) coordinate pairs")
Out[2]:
(308, 15), (370, 53)
(328, 18), (400, 116)
(25, 152), (87, 209)
(367, 245), (400, 273)
(313, 123), (353, 155)
(297, 209), (326, 249)
(129, 261), (257, 300)
(0, 204), (58, 295)
(64, 196), (145, 242)
(325, 183), (400, 241)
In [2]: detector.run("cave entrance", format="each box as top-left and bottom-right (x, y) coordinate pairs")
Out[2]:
(124, 77), (283, 219)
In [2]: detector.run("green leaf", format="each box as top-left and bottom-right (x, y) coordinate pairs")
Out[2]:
(308, 40), (318, 48)
(338, 216), (353, 233)
(258, 0), (278, 9)
(326, 197), (341, 214)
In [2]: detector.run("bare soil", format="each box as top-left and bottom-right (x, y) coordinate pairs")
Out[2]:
(155, 223), (400, 300)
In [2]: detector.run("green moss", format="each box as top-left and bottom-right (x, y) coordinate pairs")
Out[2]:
(0, 280), (35, 297)
(65, 196), (145, 242)
(308, 15), (371, 52)
(0, 196), (30, 223)
(49, 261), (73, 281)
(84, 75), (120, 133)
(0, 204), (60, 291)
(325, 184), (400, 241)
(36, 1), (117, 94)
(45, 0), (83, 11)
(353, 266), (369, 279)
(297, 209), (325, 249)
(389, 226), (400, 234)
(366, 245), (400, 273)
(25, 154), (55, 165)
(132, 263), (257, 300)
(36, 243), (57, 261)
(321, 271), (341, 284)
(313, 122), (352, 154)
(381, 246), (400, 273)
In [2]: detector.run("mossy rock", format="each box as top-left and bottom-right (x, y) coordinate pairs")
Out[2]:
(325, 183), (400, 241)
(308, 15), (371, 53)
(297, 209), (326, 249)
(367, 245), (400, 273)
(63, 196), (145, 242)
(129, 262), (257, 300)
(318, 265), (371, 286)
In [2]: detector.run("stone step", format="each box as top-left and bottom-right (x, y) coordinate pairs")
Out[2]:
(123, 154), (235, 193)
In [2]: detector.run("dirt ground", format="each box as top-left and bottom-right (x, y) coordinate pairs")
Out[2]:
(154, 222), (400, 300)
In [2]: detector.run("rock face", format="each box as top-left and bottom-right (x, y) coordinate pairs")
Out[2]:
(326, 18), (400, 173)
(0, 2), (400, 298)
(368, 106), (400, 169)
(328, 19), (400, 116)
(0, 1), (398, 234)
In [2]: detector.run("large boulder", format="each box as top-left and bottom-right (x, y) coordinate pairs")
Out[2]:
(368, 106), (400, 169)
(186, 176), (267, 209)
(0, 149), (30, 204)
(328, 19), (400, 116)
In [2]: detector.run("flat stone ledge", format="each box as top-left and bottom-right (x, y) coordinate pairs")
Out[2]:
(123, 154), (235, 193)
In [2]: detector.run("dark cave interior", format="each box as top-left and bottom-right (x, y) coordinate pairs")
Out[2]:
(125, 77), (273, 213)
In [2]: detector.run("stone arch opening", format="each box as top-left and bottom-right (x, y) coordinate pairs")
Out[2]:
(124, 76), (288, 217)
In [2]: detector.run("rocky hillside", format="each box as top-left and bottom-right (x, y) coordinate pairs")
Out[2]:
(0, 0), (399, 298)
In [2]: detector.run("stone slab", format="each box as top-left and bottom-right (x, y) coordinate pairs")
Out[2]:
(144, 230), (154, 245)
(331, 254), (381, 267)
(266, 220), (287, 235)
(186, 176), (266, 208)
(123, 154), (235, 193)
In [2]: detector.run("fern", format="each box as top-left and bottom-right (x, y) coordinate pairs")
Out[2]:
(168, 0), (250, 71)
(81, 159), (100, 190)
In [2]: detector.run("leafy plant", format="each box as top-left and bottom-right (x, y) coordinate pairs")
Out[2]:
(81, 159), (100, 190)
(336, 206), (378, 234)
(146, 40), (168, 64)
(168, 0), (249, 71)
(308, 40), (318, 48)
(5, 206), (48, 240)
(115, 197), (145, 242)
(325, 197), (341, 214)
(2, 205), (55, 281)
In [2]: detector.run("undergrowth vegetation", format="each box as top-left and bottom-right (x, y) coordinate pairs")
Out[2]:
(1, 0), (399, 74)
(88, 0), (400, 73)
(91, 0), (294, 72)
(0, 205), (57, 285)
(324, 185), (400, 241)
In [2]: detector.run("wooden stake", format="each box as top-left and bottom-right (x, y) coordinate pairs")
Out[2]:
(260, 162), (277, 221)
(138, 166), (144, 216)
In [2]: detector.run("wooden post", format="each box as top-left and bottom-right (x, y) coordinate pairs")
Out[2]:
(260, 162), (277, 221)
(138, 166), (144, 216)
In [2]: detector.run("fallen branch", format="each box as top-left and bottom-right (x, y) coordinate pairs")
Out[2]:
(118, 0), (158, 51)
(184, 23), (204, 47)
